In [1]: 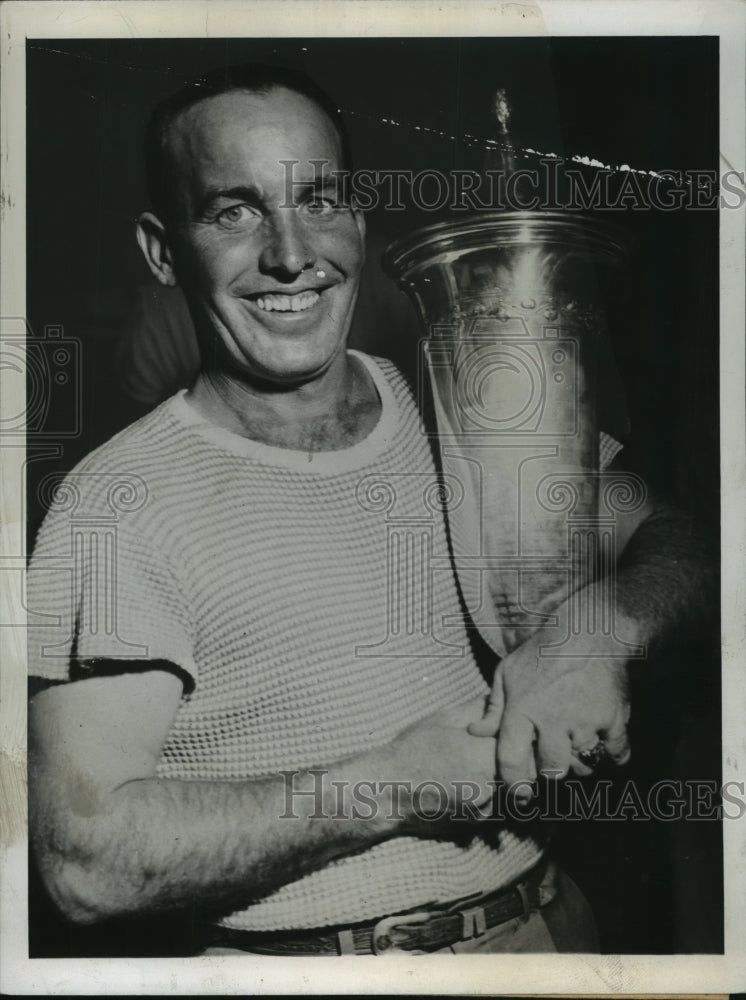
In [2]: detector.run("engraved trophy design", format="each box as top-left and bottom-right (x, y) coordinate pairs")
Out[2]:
(384, 92), (640, 658)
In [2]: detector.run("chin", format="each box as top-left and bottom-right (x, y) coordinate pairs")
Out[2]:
(241, 340), (346, 387)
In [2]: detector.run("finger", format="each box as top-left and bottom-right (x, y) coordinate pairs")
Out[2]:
(567, 724), (603, 775)
(535, 727), (573, 780)
(497, 709), (536, 792)
(569, 723), (601, 751)
(601, 708), (631, 765)
(527, 751), (537, 782)
(567, 752), (600, 777)
(468, 665), (505, 738)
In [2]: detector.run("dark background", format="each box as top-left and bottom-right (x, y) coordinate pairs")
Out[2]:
(27, 36), (721, 956)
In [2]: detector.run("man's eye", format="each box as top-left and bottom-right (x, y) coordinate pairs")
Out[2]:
(216, 204), (257, 228)
(305, 197), (336, 215)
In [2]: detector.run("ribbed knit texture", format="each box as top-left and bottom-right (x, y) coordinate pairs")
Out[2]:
(31, 349), (624, 930)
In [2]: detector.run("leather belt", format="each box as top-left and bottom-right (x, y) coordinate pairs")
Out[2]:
(206, 856), (556, 955)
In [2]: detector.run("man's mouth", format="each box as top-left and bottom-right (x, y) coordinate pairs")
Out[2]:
(254, 290), (321, 313)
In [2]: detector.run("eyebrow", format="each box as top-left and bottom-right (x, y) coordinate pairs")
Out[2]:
(290, 177), (340, 194)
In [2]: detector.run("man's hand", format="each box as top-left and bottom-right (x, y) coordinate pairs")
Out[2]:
(381, 697), (497, 830)
(469, 596), (634, 789)
(467, 486), (716, 795)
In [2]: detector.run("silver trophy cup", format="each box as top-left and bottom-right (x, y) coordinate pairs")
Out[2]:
(385, 211), (638, 657)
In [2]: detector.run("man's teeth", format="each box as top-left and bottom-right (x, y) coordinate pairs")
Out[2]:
(255, 290), (320, 313)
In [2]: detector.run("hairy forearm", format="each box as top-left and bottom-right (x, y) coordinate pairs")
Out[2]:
(610, 502), (716, 649)
(32, 752), (399, 924)
(31, 691), (495, 925)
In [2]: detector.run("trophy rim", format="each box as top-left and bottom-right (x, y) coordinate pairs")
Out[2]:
(383, 210), (629, 280)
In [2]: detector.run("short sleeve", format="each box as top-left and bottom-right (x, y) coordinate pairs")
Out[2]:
(27, 484), (197, 691)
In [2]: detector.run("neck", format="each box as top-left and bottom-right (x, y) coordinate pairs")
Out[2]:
(186, 351), (382, 451)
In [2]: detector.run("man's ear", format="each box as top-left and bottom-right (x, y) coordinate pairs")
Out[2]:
(136, 212), (177, 287)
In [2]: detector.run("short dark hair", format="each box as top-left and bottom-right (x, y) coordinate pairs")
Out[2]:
(144, 63), (352, 223)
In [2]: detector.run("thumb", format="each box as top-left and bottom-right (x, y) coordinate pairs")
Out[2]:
(468, 663), (505, 737)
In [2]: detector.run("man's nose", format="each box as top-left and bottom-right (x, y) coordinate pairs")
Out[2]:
(258, 212), (315, 279)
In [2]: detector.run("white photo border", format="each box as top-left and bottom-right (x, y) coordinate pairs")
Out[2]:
(1, 0), (744, 994)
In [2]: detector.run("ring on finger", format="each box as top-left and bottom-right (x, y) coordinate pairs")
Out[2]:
(574, 740), (607, 769)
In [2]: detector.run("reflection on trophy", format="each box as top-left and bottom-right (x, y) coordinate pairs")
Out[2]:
(385, 92), (635, 658)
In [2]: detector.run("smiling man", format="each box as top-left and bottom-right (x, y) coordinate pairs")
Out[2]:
(27, 64), (713, 957)
(137, 79), (374, 446)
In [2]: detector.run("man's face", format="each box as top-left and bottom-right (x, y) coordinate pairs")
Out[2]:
(164, 88), (364, 386)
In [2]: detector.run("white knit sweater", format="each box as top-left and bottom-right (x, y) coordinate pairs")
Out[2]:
(28, 351), (552, 930)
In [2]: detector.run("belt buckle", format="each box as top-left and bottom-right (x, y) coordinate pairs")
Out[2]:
(371, 910), (433, 955)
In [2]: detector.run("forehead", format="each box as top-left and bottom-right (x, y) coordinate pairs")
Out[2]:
(165, 88), (343, 196)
